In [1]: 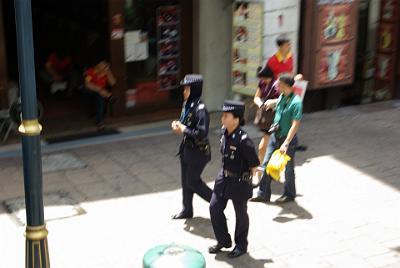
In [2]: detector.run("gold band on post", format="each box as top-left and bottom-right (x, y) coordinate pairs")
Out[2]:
(25, 225), (48, 241)
(18, 119), (42, 136)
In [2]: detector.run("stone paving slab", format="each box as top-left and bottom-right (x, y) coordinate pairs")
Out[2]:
(0, 101), (400, 267)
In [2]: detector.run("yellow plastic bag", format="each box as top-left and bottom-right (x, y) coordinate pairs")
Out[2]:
(266, 150), (291, 181)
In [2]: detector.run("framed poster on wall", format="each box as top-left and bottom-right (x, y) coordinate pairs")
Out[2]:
(315, 43), (353, 85)
(378, 23), (397, 52)
(301, 0), (359, 89)
(317, 3), (354, 46)
(232, 1), (264, 96)
(157, 5), (181, 91)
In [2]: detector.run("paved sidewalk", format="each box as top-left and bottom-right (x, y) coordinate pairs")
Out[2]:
(1, 101), (400, 267)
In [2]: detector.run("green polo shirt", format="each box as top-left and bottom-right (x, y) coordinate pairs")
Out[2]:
(273, 93), (302, 137)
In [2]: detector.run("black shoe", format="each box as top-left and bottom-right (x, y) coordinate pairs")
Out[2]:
(275, 195), (294, 203)
(249, 196), (270, 203)
(96, 121), (105, 131)
(296, 145), (307, 151)
(208, 242), (232, 254)
(227, 246), (246, 258)
(171, 211), (193, 220)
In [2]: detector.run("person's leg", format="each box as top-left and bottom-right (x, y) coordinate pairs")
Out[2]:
(186, 156), (212, 203)
(232, 199), (249, 252)
(172, 158), (194, 219)
(209, 193), (231, 249)
(95, 93), (105, 125)
(283, 136), (298, 200)
(253, 134), (278, 200)
(258, 134), (270, 163)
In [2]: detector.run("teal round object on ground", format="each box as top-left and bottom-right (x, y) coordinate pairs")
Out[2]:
(143, 244), (206, 268)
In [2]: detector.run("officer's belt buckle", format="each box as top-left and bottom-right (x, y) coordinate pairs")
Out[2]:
(223, 169), (239, 178)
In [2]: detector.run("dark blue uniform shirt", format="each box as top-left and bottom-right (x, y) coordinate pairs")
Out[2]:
(213, 126), (260, 201)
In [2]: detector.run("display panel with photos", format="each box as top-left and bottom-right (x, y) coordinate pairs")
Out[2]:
(232, 1), (264, 96)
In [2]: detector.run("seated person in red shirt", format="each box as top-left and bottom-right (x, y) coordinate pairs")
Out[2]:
(266, 35), (303, 81)
(83, 60), (116, 129)
(40, 51), (74, 94)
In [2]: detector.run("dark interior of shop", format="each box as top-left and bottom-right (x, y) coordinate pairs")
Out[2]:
(3, 0), (109, 123)
(2, 0), (185, 138)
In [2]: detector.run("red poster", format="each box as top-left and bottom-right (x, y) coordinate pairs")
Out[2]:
(378, 23), (396, 52)
(380, 0), (399, 22)
(317, 43), (350, 85)
(319, 4), (353, 45)
(376, 53), (394, 81)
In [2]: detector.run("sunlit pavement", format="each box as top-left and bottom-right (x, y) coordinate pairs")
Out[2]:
(1, 101), (400, 268)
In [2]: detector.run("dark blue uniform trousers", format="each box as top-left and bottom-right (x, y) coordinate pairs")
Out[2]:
(180, 156), (212, 214)
(210, 193), (249, 250)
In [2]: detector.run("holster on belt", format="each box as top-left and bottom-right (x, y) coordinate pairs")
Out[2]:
(184, 137), (210, 155)
(223, 170), (251, 185)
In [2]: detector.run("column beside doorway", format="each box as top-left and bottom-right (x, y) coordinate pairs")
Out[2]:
(108, 0), (128, 116)
(194, 0), (232, 112)
(0, 0), (9, 109)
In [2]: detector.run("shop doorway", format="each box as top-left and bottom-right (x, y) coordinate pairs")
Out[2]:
(2, 0), (193, 138)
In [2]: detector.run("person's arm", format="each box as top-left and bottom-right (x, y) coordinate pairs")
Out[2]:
(105, 64), (116, 86)
(85, 79), (111, 98)
(280, 120), (300, 154)
(280, 101), (302, 153)
(264, 98), (279, 110)
(177, 108), (209, 139)
(253, 88), (264, 108)
(240, 138), (260, 174)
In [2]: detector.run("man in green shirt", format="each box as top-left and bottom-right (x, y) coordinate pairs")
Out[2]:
(250, 73), (302, 203)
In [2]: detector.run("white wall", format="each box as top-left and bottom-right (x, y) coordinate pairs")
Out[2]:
(262, 0), (301, 72)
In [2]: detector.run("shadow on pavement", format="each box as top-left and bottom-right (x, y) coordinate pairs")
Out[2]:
(215, 252), (273, 268)
(270, 201), (313, 223)
(183, 217), (214, 240)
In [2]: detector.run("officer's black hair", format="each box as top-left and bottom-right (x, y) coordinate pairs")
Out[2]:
(276, 34), (291, 47)
(230, 112), (245, 126)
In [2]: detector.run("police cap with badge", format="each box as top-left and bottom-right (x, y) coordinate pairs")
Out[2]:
(221, 100), (245, 126)
(180, 74), (203, 87)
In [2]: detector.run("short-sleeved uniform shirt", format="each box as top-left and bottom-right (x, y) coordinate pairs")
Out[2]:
(85, 68), (108, 89)
(273, 93), (302, 138)
(213, 127), (260, 201)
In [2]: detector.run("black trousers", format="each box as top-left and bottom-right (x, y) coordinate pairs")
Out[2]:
(209, 192), (249, 250)
(180, 155), (212, 214)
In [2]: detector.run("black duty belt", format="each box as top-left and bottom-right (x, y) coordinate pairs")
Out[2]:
(223, 169), (241, 178)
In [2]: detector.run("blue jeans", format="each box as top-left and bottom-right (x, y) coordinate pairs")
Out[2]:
(256, 133), (298, 200)
(81, 88), (106, 124)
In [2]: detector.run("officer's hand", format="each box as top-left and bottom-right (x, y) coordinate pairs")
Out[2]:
(178, 122), (187, 133)
(279, 142), (289, 154)
(171, 121), (180, 133)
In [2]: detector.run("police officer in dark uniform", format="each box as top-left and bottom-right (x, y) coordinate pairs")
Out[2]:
(171, 74), (213, 220)
(209, 100), (260, 258)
